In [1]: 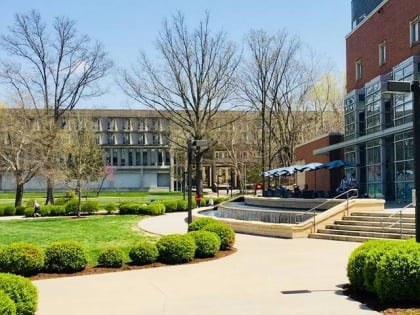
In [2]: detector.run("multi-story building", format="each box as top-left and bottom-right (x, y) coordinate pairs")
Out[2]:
(0, 109), (174, 192)
(316, 0), (420, 201)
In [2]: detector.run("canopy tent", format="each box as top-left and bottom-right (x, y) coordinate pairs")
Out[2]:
(262, 160), (358, 177)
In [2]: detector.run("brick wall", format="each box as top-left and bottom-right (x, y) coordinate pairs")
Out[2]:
(346, 0), (420, 92)
(295, 134), (343, 195)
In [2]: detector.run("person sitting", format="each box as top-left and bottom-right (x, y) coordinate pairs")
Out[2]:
(293, 184), (301, 197)
(34, 201), (41, 217)
(336, 176), (349, 193)
(349, 173), (357, 189)
(207, 198), (214, 206)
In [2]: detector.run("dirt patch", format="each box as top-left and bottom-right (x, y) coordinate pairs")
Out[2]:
(30, 248), (236, 280)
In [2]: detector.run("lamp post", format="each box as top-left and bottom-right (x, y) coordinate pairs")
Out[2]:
(187, 139), (208, 225)
(385, 80), (420, 242)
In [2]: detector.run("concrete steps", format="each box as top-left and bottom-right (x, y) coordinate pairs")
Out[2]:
(309, 210), (415, 242)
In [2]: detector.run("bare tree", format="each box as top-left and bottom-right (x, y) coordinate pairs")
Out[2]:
(61, 113), (104, 216)
(306, 72), (344, 140)
(240, 30), (315, 179)
(0, 106), (56, 206)
(0, 10), (112, 204)
(121, 12), (241, 194)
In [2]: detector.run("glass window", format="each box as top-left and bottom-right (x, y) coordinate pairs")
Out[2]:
(379, 42), (386, 65)
(355, 59), (362, 80)
(411, 18), (419, 45)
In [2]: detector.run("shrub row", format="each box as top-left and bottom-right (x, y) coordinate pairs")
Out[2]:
(0, 273), (38, 315)
(347, 239), (420, 303)
(1, 196), (227, 218)
(0, 218), (234, 274)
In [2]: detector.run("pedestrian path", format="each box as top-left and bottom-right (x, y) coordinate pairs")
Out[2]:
(33, 212), (380, 315)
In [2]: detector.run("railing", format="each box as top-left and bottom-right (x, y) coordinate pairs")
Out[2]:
(381, 202), (414, 239)
(294, 189), (359, 233)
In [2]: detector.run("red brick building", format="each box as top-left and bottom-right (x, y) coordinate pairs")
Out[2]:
(295, 133), (343, 195)
(317, 0), (420, 201)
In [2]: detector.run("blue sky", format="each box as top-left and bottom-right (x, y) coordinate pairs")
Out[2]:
(0, 0), (351, 108)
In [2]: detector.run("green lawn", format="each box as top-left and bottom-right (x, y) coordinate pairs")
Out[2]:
(0, 191), (185, 208)
(0, 215), (158, 265)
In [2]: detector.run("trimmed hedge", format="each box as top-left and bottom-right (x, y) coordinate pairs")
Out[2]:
(347, 240), (384, 291)
(15, 206), (26, 216)
(129, 242), (159, 265)
(0, 243), (44, 277)
(374, 240), (420, 303)
(44, 241), (88, 273)
(104, 202), (117, 214)
(81, 201), (99, 214)
(156, 234), (196, 264)
(176, 200), (188, 211)
(202, 222), (235, 250)
(0, 289), (16, 315)
(188, 230), (221, 258)
(65, 199), (79, 215)
(97, 247), (124, 268)
(0, 273), (38, 315)
(347, 239), (420, 304)
(4, 206), (16, 216)
(188, 217), (218, 232)
(163, 200), (178, 212)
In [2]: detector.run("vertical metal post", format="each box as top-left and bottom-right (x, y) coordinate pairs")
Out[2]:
(187, 139), (193, 224)
(412, 81), (420, 242)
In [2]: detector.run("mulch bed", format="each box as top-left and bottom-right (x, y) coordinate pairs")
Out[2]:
(30, 248), (236, 280)
(343, 284), (420, 314)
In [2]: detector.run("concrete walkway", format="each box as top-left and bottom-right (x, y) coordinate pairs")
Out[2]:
(33, 212), (379, 315)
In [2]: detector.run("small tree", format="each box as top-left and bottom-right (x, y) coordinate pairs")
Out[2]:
(61, 113), (104, 216)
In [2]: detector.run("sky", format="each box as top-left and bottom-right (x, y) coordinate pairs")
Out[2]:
(0, 0), (351, 109)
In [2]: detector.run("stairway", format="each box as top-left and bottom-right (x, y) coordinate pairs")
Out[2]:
(309, 211), (415, 242)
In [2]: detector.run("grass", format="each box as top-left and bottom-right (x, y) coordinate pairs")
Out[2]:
(0, 191), (185, 208)
(0, 215), (158, 265)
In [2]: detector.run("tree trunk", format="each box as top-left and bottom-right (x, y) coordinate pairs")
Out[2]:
(45, 177), (55, 205)
(15, 182), (24, 207)
(77, 180), (81, 217)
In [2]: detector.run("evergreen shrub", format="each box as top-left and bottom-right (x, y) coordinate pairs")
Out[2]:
(15, 206), (26, 216)
(362, 240), (398, 292)
(4, 206), (16, 216)
(374, 240), (420, 303)
(163, 200), (178, 212)
(0, 207), (5, 216)
(347, 240), (380, 291)
(187, 217), (218, 232)
(44, 241), (88, 273)
(0, 289), (16, 315)
(188, 230), (221, 258)
(202, 222), (235, 250)
(176, 200), (188, 211)
(81, 200), (99, 214)
(156, 234), (196, 264)
(129, 242), (159, 265)
(97, 247), (124, 268)
(104, 202), (117, 214)
(143, 203), (165, 215)
(64, 199), (79, 215)
(0, 243), (44, 277)
(118, 203), (137, 215)
(0, 273), (38, 315)
(49, 205), (65, 216)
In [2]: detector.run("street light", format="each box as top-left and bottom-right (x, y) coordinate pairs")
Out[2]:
(187, 139), (208, 225)
(384, 80), (420, 242)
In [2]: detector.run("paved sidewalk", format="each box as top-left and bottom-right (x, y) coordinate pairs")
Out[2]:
(33, 212), (379, 315)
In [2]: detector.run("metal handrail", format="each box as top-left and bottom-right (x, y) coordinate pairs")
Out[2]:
(294, 189), (359, 232)
(382, 202), (414, 237)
